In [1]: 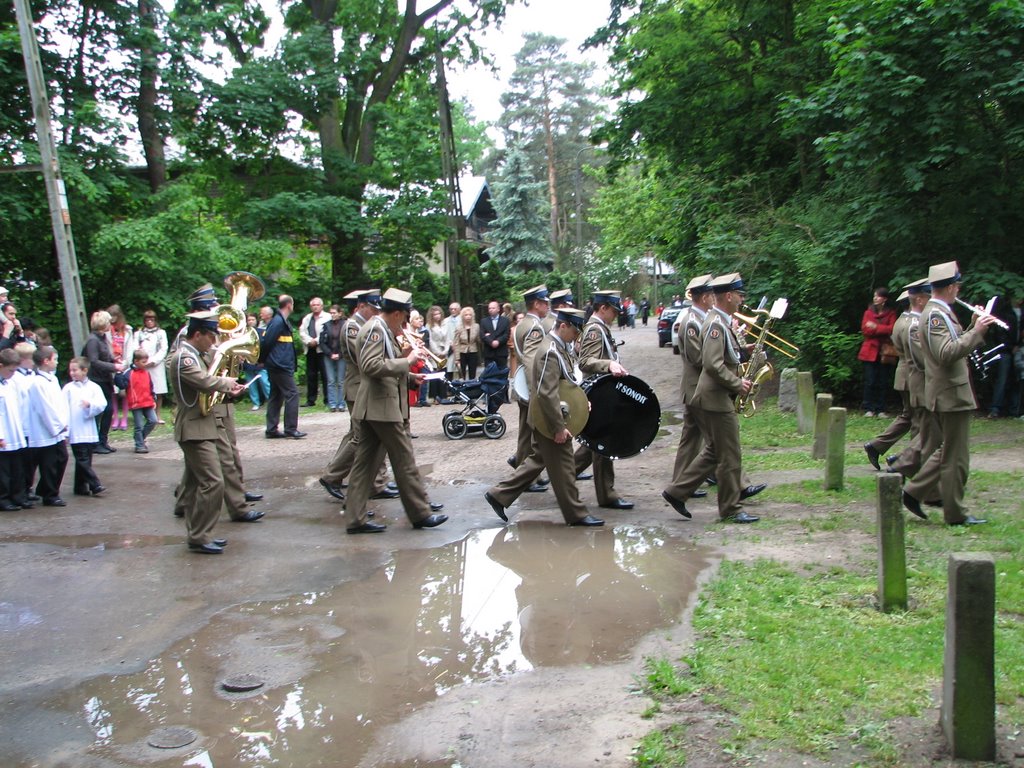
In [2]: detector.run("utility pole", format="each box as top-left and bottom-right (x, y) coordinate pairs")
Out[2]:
(13, 0), (89, 354)
(435, 39), (468, 306)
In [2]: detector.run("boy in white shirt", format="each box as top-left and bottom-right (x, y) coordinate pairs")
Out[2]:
(63, 356), (107, 496)
(27, 346), (69, 506)
(12, 342), (36, 505)
(0, 348), (29, 510)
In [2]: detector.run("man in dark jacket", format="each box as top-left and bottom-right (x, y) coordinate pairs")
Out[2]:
(480, 300), (510, 369)
(259, 295), (305, 439)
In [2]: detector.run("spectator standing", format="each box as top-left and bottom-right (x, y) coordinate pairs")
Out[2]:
(985, 295), (1019, 417)
(0, 302), (27, 351)
(82, 310), (123, 453)
(321, 304), (347, 412)
(857, 287), (899, 417)
(425, 305), (448, 404)
(107, 305), (133, 431)
(625, 297), (638, 328)
(639, 297), (651, 326)
(26, 346), (69, 506)
(63, 356), (106, 496)
(480, 300), (511, 370)
(443, 302), (461, 380)
(127, 348), (158, 453)
(243, 313), (271, 411)
(299, 297), (330, 407)
(408, 309), (431, 407)
(453, 306), (482, 380)
(133, 310), (169, 423)
(260, 295), (305, 439)
(0, 348), (29, 510)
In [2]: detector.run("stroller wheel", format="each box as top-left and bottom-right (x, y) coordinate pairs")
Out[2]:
(443, 415), (468, 440)
(483, 414), (506, 439)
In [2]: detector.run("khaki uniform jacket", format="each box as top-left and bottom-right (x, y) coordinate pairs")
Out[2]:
(905, 311), (927, 409)
(167, 341), (237, 442)
(691, 308), (744, 413)
(921, 298), (986, 412)
(890, 311), (911, 391)
(578, 316), (617, 376)
(341, 313), (368, 403)
(679, 306), (707, 405)
(353, 317), (411, 423)
(528, 333), (577, 433)
(513, 314), (548, 388)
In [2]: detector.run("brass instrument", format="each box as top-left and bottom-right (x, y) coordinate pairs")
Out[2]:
(968, 343), (1006, 382)
(734, 308), (800, 360)
(954, 298), (1011, 331)
(398, 326), (446, 369)
(735, 298), (792, 417)
(200, 271), (266, 415)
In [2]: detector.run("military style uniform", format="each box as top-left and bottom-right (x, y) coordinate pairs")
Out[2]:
(904, 297), (986, 523)
(344, 316), (432, 527)
(664, 307), (746, 519)
(572, 314), (623, 505)
(167, 340), (240, 546)
(489, 329), (591, 524)
(511, 312), (548, 467)
(669, 303), (708, 482)
(887, 307), (937, 477)
(868, 309), (913, 456)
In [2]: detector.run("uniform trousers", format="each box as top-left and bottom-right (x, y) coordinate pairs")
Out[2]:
(32, 443), (68, 501)
(265, 367), (299, 433)
(70, 443), (101, 494)
(904, 410), (973, 524)
(887, 406), (933, 478)
(489, 433), (589, 524)
(664, 405), (743, 519)
(669, 404), (703, 485)
(868, 390), (912, 454)
(345, 419), (430, 527)
(513, 400), (531, 467)
(322, 399), (388, 493)
(179, 437), (227, 546)
(176, 420), (247, 524)
(572, 446), (616, 505)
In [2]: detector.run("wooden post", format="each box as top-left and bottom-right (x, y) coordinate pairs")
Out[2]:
(796, 371), (815, 434)
(876, 474), (907, 612)
(823, 407), (846, 490)
(942, 553), (996, 760)
(812, 393), (833, 460)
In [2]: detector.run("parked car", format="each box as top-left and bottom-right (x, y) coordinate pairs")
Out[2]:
(671, 300), (692, 354)
(657, 307), (682, 347)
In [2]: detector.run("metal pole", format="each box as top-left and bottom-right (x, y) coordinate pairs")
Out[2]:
(13, 0), (89, 354)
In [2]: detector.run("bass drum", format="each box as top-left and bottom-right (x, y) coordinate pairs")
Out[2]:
(578, 374), (661, 459)
(511, 366), (530, 402)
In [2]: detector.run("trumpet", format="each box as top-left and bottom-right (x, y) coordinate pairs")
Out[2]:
(955, 298), (1010, 331)
(398, 326), (445, 369)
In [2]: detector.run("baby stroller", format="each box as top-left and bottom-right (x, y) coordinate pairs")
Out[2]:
(441, 362), (509, 440)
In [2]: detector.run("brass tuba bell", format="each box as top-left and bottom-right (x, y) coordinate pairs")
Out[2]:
(200, 271), (267, 415)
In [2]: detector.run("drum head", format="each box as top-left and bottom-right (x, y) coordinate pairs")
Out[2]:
(578, 374), (661, 459)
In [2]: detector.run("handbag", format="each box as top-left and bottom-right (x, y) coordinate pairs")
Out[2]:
(879, 341), (899, 366)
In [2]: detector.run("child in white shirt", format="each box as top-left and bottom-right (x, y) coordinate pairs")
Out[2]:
(63, 356), (107, 496)
(27, 346), (70, 506)
(0, 347), (28, 509)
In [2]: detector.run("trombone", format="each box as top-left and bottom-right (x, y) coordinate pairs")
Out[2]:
(735, 305), (800, 359)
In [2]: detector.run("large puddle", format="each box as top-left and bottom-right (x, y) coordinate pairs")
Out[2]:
(14, 522), (712, 767)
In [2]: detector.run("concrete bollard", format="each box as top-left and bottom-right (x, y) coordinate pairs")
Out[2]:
(777, 367), (799, 412)
(823, 407), (846, 490)
(796, 371), (815, 434)
(812, 393), (833, 460)
(942, 553), (996, 761)
(876, 474), (907, 612)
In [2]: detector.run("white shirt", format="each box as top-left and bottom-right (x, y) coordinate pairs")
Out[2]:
(11, 368), (34, 440)
(299, 311), (330, 348)
(26, 370), (69, 447)
(63, 379), (107, 444)
(0, 377), (26, 452)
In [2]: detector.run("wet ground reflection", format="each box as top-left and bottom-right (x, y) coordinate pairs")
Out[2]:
(26, 523), (711, 767)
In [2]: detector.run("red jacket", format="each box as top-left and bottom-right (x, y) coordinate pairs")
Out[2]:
(857, 306), (898, 363)
(126, 366), (156, 410)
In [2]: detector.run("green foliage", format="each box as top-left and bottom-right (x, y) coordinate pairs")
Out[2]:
(488, 143), (555, 274)
(633, 724), (687, 768)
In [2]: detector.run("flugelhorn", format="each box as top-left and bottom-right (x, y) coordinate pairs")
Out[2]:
(954, 298), (1010, 331)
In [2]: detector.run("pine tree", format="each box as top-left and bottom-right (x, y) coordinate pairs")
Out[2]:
(487, 145), (554, 274)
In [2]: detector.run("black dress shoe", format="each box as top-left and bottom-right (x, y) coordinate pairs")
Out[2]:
(576, 472), (593, 481)
(429, 502), (445, 512)
(705, 475), (717, 486)
(244, 491), (264, 502)
(43, 498), (67, 507)
(949, 515), (987, 526)
(20, 502), (34, 509)
(370, 488), (400, 500)
(536, 478), (550, 487)
(864, 442), (881, 471)
(212, 538), (228, 547)
(92, 485), (106, 495)
(525, 483), (547, 493)
(485, 491), (508, 522)
(27, 493), (41, 502)
(319, 478), (346, 500)
(265, 431), (284, 439)
(284, 430), (307, 439)
(724, 511), (760, 524)
(232, 510), (265, 522)
(568, 515), (604, 527)
(661, 491), (692, 519)
(173, 508), (184, 517)
(413, 514), (448, 529)
(0, 503), (21, 511)
(740, 483), (767, 500)
(691, 489), (708, 499)
(94, 445), (114, 454)
(507, 456), (517, 469)
(386, 482), (398, 491)
(347, 521), (387, 533)
(188, 542), (224, 554)
(886, 454), (898, 468)
(901, 491), (927, 520)
(600, 498), (634, 510)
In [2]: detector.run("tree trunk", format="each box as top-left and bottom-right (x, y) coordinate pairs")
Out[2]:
(543, 99), (559, 247)
(137, 0), (166, 192)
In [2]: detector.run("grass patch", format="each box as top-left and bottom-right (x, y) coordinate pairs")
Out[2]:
(758, 476), (877, 506)
(633, 724), (687, 768)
